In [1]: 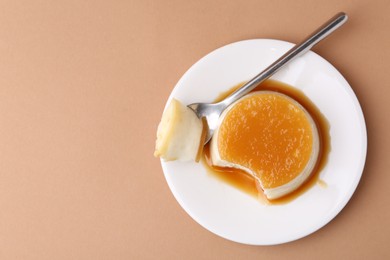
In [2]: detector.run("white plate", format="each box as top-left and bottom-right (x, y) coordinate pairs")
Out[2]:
(160, 39), (367, 245)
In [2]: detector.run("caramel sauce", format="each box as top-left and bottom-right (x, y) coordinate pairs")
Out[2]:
(201, 79), (331, 204)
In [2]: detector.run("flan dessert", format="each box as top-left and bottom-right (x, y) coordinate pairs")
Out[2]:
(210, 91), (319, 200)
(154, 98), (204, 162)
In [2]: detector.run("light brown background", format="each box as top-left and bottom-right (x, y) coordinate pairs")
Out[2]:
(0, 0), (388, 259)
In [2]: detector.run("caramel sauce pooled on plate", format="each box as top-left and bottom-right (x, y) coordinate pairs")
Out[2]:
(201, 79), (331, 204)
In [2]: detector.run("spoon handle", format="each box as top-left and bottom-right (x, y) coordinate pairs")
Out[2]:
(220, 12), (348, 107)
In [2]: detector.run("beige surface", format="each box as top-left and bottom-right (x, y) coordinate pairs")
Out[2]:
(0, 0), (389, 259)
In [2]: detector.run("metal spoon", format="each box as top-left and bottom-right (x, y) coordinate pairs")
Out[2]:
(188, 12), (348, 144)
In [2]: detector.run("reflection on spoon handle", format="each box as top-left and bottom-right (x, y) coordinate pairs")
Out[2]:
(220, 12), (348, 108)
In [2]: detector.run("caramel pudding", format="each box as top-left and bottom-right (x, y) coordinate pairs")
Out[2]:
(210, 91), (320, 200)
(155, 79), (330, 202)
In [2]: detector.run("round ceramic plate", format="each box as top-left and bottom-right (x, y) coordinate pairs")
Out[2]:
(160, 39), (367, 245)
